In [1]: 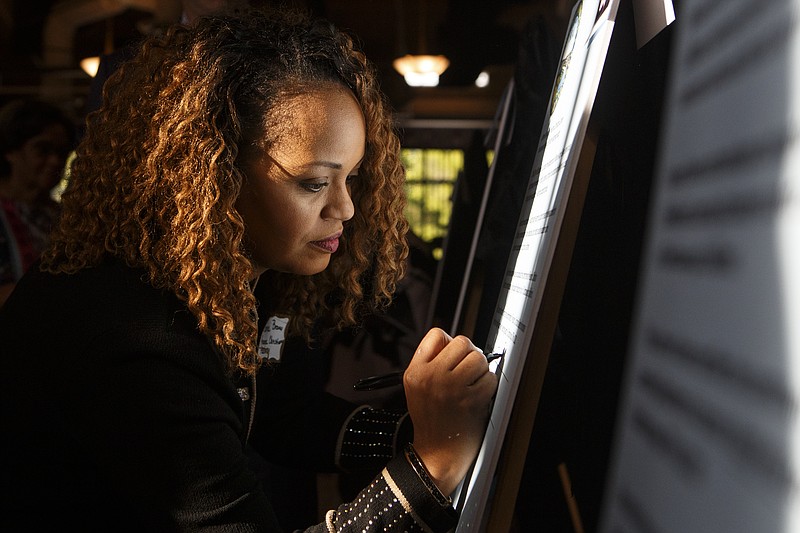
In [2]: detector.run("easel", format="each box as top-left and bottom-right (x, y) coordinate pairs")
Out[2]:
(448, 1), (676, 530)
(484, 125), (598, 532)
(452, 1), (627, 530)
(481, 1), (675, 529)
(426, 80), (516, 336)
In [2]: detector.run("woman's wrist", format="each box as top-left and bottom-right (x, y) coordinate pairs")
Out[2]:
(403, 442), (453, 507)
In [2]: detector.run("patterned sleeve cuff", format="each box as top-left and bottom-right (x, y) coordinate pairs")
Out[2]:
(382, 451), (459, 532)
(336, 405), (411, 472)
(323, 452), (458, 533)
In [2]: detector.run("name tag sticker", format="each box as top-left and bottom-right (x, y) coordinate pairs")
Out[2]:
(258, 316), (289, 361)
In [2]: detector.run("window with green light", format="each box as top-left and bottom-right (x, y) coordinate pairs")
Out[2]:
(401, 148), (463, 255)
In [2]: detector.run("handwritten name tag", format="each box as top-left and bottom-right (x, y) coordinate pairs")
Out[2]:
(258, 316), (289, 361)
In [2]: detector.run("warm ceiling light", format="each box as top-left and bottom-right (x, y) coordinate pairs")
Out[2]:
(393, 54), (449, 87)
(80, 17), (114, 78)
(80, 56), (101, 77)
(474, 71), (490, 88)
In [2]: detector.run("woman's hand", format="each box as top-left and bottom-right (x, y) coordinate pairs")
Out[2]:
(404, 327), (499, 496)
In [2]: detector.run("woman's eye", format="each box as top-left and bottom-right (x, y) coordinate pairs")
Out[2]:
(301, 182), (327, 193)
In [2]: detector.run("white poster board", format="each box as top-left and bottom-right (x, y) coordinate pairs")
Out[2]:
(454, 1), (621, 529)
(599, 0), (800, 531)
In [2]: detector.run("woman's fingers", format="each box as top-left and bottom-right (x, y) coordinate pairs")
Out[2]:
(412, 327), (453, 364)
(406, 328), (496, 397)
(452, 346), (494, 385)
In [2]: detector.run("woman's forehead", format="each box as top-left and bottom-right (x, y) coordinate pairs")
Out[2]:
(262, 91), (365, 173)
(272, 86), (364, 142)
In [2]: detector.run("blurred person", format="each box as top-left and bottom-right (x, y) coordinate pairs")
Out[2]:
(0, 98), (73, 306)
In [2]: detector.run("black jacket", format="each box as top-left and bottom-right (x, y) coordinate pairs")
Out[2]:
(0, 259), (457, 531)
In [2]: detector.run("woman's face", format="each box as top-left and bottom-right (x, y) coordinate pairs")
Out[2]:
(4, 123), (71, 196)
(237, 84), (366, 277)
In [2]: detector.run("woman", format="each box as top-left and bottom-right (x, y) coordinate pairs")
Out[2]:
(0, 7), (497, 532)
(0, 98), (73, 306)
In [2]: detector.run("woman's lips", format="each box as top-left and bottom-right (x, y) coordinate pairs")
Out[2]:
(310, 233), (341, 253)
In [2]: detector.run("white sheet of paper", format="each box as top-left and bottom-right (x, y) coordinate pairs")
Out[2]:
(599, 0), (800, 531)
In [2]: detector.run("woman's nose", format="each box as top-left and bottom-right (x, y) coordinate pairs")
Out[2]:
(324, 181), (355, 221)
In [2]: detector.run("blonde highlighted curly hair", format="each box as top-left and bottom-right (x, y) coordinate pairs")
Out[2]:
(41, 7), (408, 375)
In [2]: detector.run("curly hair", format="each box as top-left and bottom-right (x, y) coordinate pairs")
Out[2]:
(41, 7), (409, 375)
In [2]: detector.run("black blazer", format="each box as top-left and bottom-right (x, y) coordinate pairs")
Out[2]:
(0, 259), (457, 531)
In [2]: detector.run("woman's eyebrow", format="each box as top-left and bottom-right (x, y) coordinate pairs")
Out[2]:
(267, 153), (364, 175)
(307, 155), (365, 172)
(306, 160), (343, 170)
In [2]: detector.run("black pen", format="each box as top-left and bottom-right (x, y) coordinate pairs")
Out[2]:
(353, 351), (504, 391)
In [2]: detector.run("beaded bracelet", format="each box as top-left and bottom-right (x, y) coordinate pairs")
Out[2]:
(404, 442), (453, 507)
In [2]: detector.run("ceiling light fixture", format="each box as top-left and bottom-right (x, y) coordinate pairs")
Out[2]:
(393, 0), (449, 87)
(474, 70), (490, 88)
(393, 54), (450, 87)
(80, 56), (101, 77)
